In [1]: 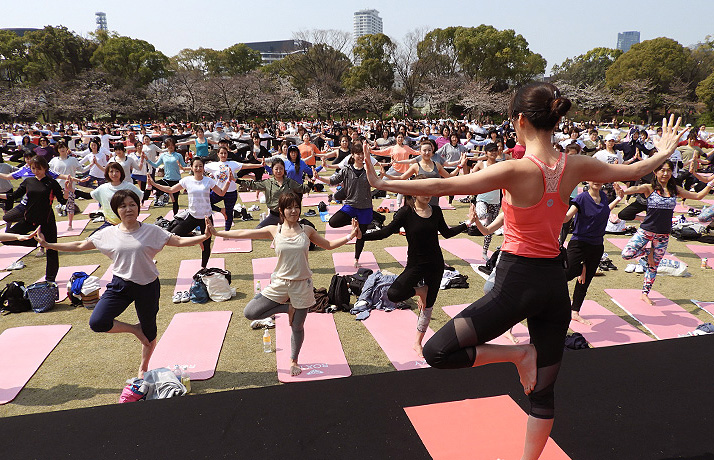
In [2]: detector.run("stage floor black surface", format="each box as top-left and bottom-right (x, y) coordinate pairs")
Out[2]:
(3, 335), (714, 459)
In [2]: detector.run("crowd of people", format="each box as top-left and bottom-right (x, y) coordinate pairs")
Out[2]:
(2, 81), (713, 459)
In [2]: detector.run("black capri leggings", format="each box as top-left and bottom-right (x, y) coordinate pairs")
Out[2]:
(5, 216), (59, 282)
(565, 240), (604, 312)
(328, 210), (369, 261)
(171, 214), (212, 268)
(387, 262), (443, 309)
(157, 179), (180, 215)
(423, 252), (570, 419)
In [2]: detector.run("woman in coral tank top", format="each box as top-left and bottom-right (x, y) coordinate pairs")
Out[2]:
(364, 81), (684, 460)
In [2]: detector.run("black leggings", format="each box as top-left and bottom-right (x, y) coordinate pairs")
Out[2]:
(387, 262), (443, 310)
(423, 252), (570, 419)
(328, 210), (368, 260)
(4, 217), (59, 282)
(617, 200), (647, 221)
(171, 214), (212, 267)
(157, 179), (180, 215)
(565, 240), (604, 312)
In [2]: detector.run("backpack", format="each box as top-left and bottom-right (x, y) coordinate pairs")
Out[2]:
(346, 267), (373, 296)
(188, 278), (210, 303)
(194, 267), (233, 302)
(0, 281), (31, 314)
(327, 274), (351, 312)
(24, 281), (59, 313)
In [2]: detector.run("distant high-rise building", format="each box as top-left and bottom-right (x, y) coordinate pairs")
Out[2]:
(353, 9), (383, 39)
(244, 40), (311, 66)
(95, 12), (107, 32)
(617, 31), (640, 52)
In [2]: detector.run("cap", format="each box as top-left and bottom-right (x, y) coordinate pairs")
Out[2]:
(287, 145), (300, 153)
(604, 134), (618, 141)
(215, 122), (223, 128)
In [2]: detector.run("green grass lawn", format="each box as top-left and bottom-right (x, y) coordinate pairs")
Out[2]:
(1, 178), (714, 418)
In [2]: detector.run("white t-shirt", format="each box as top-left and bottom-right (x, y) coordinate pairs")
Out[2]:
(179, 176), (216, 218)
(110, 155), (141, 182)
(593, 149), (623, 165)
(89, 223), (171, 285)
(337, 154), (378, 170)
(49, 156), (85, 188)
(204, 161), (242, 193)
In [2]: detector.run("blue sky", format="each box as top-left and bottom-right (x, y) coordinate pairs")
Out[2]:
(3, 0), (712, 74)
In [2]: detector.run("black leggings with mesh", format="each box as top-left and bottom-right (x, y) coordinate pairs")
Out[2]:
(423, 252), (570, 419)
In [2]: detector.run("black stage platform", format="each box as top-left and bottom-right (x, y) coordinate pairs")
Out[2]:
(3, 335), (714, 459)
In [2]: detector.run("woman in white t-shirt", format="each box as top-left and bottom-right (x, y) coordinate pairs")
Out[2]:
(205, 146), (263, 230)
(148, 157), (231, 268)
(34, 188), (210, 378)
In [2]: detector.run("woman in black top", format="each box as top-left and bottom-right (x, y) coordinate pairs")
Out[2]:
(0, 155), (65, 281)
(362, 184), (477, 356)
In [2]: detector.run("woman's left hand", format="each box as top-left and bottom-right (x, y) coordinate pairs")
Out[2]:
(205, 217), (215, 238)
(467, 203), (477, 225)
(349, 218), (362, 240)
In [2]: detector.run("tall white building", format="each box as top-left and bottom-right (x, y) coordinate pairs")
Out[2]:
(617, 31), (640, 53)
(95, 12), (107, 31)
(353, 9), (383, 39)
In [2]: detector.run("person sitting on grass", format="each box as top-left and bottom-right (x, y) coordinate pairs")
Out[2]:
(34, 189), (210, 378)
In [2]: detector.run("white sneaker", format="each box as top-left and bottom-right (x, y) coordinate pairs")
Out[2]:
(494, 228), (503, 236)
(625, 264), (636, 273)
(172, 292), (182, 303)
(250, 318), (275, 329)
(181, 291), (190, 303)
(635, 264), (645, 273)
(7, 260), (24, 270)
(248, 205), (260, 212)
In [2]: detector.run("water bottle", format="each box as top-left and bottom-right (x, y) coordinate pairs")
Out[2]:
(255, 280), (261, 293)
(181, 365), (191, 393)
(263, 328), (272, 353)
(173, 364), (182, 380)
(389, 201), (395, 213)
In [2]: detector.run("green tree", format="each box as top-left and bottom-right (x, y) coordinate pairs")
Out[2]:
(605, 37), (693, 95)
(416, 27), (461, 77)
(172, 47), (220, 74)
(272, 43), (351, 97)
(344, 33), (395, 92)
(696, 71), (714, 112)
(552, 47), (622, 86)
(0, 30), (28, 88)
(91, 33), (169, 86)
(23, 26), (96, 84)
(215, 43), (262, 75)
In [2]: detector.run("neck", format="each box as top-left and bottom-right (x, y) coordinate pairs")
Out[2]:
(415, 200), (429, 211)
(111, 180), (121, 186)
(588, 188), (600, 199)
(119, 219), (140, 231)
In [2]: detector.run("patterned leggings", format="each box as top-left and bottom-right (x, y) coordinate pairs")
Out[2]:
(621, 228), (670, 295)
(476, 201), (501, 253)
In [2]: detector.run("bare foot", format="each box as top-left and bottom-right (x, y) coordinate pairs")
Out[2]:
(413, 342), (424, 358)
(354, 259), (360, 268)
(641, 293), (654, 305)
(290, 361), (302, 376)
(414, 285), (428, 311)
(505, 330), (520, 343)
(514, 344), (537, 395)
(67, 225), (73, 231)
(571, 311), (592, 325)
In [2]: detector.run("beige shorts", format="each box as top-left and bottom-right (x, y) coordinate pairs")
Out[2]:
(261, 276), (315, 310)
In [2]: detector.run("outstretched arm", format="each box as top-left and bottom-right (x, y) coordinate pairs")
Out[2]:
(147, 175), (183, 194)
(305, 219), (361, 249)
(207, 217), (275, 240)
(35, 230), (95, 251)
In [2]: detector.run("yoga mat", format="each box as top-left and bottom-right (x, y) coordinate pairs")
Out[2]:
(35, 264), (100, 302)
(442, 304), (530, 345)
(439, 238), (488, 265)
(55, 219), (90, 238)
(212, 237), (252, 253)
(301, 194), (329, 207)
(568, 300), (653, 347)
(685, 244), (714, 268)
(324, 223), (355, 244)
(606, 237), (682, 263)
(148, 311), (232, 380)
(690, 299), (714, 320)
(0, 245), (35, 270)
(137, 213), (150, 222)
(607, 289), (701, 340)
(82, 202), (99, 215)
(361, 309), (434, 371)
(174, 258), (225, 295)
(252, 257), (277, 293)
(674, 203), (690, 213)
(438, 196), (455, 210)
(469, 264), (491, 281)
(238, 191), (263, 203)
(333, 251), (379, 276)
(384, 246), (408, 267)
(404, 395), (571, 460)
(0, 324), (72, 404)
(141, 199), (153, 210)
(99, 264), (114, 295)
(0, 271), (10, 282)
(275, 312), (351, 383)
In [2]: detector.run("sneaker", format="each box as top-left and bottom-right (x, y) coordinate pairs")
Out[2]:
(92, 216), (105, 223)
(598, 261), (609, 271)
(172, 292), (182, 303)
(248, 205), (260, 212)
(241, 213), (254, 221)
(625, 264), (636, 273)
(635, 264), (645, 273)
(459, 197), (471, 203)
(604, 259), (618, 270)
(250, 318), (275, 329)
(477, 265), (492, 275)
(181, 291), (190, 303)
(6, 260), (25, 270)
(305, 209), (317, 217)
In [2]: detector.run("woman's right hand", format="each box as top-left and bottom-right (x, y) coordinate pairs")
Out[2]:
(653, 114), (683, 157)
(32, 229), (46, 246)
(205, 217), (216, 237)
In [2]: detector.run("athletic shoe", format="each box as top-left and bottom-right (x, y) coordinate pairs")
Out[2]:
(181, 291), (190, 303)
(604, 259), (618, 270)
(248, 205), (260, 212)
(598, 261), (609, 271)
(477, 265), (492, 275)
(241, 213), (254, 221)
(250, 318), (275, 329)
(6, 260), (25, 270)
(305, 209), (317, 217)
(172, 292), (182, 303)
(625, 264), (636, 273)
(635, 264), (645, 273)
(459, 197), (471, 203)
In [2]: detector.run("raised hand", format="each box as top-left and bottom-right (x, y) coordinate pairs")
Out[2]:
(349, 218), (362, 239)
(205, 217), (216, 237)
(32, 229), (46, 246)
(653, 114), (683, 157)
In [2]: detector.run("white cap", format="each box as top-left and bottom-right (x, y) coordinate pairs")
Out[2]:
(604, 134), (618, 141)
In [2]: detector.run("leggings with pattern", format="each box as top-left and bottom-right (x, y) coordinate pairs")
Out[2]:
(621, 228), (669, 295)
(476, 201), (501, 253)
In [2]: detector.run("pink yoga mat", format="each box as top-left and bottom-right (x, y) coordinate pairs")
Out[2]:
(212, 237), (252, 253)
(438, 196), (455, 210)
(174, 258), (225, 295)
(378, 198), (398, 210)
(0, 245), (35, 270)
(238, 191), (263, 203)
(384, 246), (408, 267)
(99, 264), (114, 295)
(685, 245), (714, 268)
(0, 272), (10, 282)
(362, 309), (433, 371)
(442, 304), (530, 345)
(82, 202), (99, 215)
(275, 312), (351, 383)
(405, 395), (571, 460)
(606, 237), (682, 263)
(35, 265), (100, 302)
(141, 199), (153, 210)
(439, 238), (488, 265)
(148, 311), (232, 380)
(0, 324), (71, 404)
(607, 289), (701, 339)
(252, 257), (277, 293)
(691, 299), (714, 319)
(324, 223), (355, 244)
(56, 219), (90, 238)
(568, 300), (653, 347)
(333, 251), (379, 276)
(301, 194), (329, 207)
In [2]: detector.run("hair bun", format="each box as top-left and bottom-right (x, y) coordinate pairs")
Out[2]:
(551, 97), (572, 118)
